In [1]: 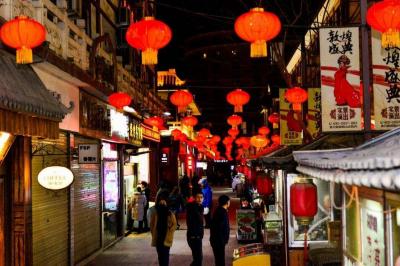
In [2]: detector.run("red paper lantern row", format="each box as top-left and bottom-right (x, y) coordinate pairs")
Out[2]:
(126, 16), (172, 65)
(258, 126), (270, 136)
(227, 114), (243, 129)
(226, 89), (250, 113)
(268, 112), (280, 129)
(0, 16), (46, 64)
(170, 90), (193, 113)
(285, 87), (308, 111)
(367, 0), (400, 48)
(234, 7), (281, 58)
(250, 135), (269, 149)
(108, 92), (132, 109)
(144, 116), (164, 130)
(290, 179), (318, 226)
(256, 173), (273, 196)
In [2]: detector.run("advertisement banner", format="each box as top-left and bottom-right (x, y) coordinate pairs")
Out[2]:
(279, 88), (303, 145)
(236, 209), (257, 241)
(307, 88), (322, 139)
(320, 27), (362, 131)
(372, 30), (400, 130)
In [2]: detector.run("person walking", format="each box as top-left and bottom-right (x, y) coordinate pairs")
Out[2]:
(150, 193), (177, 266)
(210, 195), (230, 266)
(141, 181), (151, 231)
(200, 178), (212, 228)
(131, 186), (147, 233)
(186, 189), (204, 266)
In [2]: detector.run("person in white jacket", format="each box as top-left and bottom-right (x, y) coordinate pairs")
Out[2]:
(131, 186), (147, 233)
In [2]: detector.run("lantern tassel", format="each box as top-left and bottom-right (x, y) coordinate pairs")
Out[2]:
(142, 48), (158, 65)
(303, 228), (309, 264)
(273, 123), (279, 129)
(177, 106), (186, 113)
(382, 29), (400, 48)
(234, 105), (243, 113)
(293, 103), (302, 111)
(250, 41), (267, 58)
(16, 46), (33, 64)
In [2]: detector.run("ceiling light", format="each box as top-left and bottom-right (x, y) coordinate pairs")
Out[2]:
(163, 111), (171, 116)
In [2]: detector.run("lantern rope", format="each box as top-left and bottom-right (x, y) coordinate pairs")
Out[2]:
(329, 182), (357, 210)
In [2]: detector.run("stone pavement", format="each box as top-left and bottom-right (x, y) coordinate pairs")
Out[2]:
(88, 186), (241, 266)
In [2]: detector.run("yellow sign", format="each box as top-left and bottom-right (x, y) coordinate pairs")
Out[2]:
(307, 88), (322, 139)
(279, 89), (303, 145)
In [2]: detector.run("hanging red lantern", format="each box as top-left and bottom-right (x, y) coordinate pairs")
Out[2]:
(234, 7), (281, 57)
(178, 133), (188, 142)
(170, 90), (193, 113)
(290, 179), (318, 226)
(182, 115), (198, 128)
(223, 136), (234, 145)
(210, 135), (221, 144)
(268, 112), (280, 129)
(198, 128), (211, 138)
(144, 116), (164, 130)
(171, 129), (182, 140)
(256, 173), (273, 196)
(285, 87), (308, 111)
(226, 89), (250, 113)
(228, 128), (240, 138)
(271, 134), (281, 145)
(126, 16), (172, 65)
(108, 92), (132, 109)
(258, 126), (270, 136)
(0, 16), (46, 64)
(227, 114), (243, 129)
(367, 0), (400, 48)
(250, 135), (269, 149)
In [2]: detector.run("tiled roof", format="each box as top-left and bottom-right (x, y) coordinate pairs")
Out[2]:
(0, 49), (67, 121)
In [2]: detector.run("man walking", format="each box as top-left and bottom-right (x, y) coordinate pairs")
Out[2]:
(186, 189), (204, 266)
(210, 195), (230, 266)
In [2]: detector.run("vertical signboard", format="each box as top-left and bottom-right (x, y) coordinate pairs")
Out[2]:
(372, 30), (400, 129)
(307, 88), (322, 139)
(279, 88), (303, 145)
(320, 27), (362, 131)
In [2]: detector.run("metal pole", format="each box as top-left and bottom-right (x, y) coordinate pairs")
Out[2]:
(360, 0), (371, 133)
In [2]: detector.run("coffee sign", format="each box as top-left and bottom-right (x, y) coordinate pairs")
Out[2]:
(38, 166), (74, 190)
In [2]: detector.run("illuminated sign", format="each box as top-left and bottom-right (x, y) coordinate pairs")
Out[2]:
(38, 166), (74, 190)
(102, 142), (118, 160)
(141, 124), (161, 142)
(187, 155), (193, 170)
(128, 118), (142, 146)
(78, 144), (99, 164)
(103, 161), (119, 211)
(110, 109), (129, 140)
(196, 162), (207, 170)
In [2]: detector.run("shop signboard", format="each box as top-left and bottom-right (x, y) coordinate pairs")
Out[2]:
(78, 144), (99, 164)
(37, 166), (74, 190)
(103, 161), (119, 211)
(80, 92), (111, 137)
(128, 117), (143, 146)
(279, 88), (303, 145)
(360, 198), (385, 266)
(110, 109), (129, 141)
(372, 30), (400, 130)
(236, 209), (257, 241)
(319, 27), (362, 132)
(141, 124), (161, 142)
(307, 88), (322, 139)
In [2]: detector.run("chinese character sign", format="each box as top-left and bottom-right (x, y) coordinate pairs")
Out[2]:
(307, 88), (322, 139)
(372, 30), (400, 129)
(279, 88), (303, 145)
(320, 27), (362, 131)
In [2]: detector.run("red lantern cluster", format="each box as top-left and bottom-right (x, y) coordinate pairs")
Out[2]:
(290, 179), (318, 226)
(226, 89), (250, 113)
(170, 90), (193, 113)
(285, 87), (308, 111)
(0, 16), (46, 64)
(126, 16), (172, 65)
(108, 92), (132, 109)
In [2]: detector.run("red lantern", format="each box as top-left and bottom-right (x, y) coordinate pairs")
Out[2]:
(144, 116), (164, 130)
(178, 133), (188, 142)
(226, 89), (250, 113)
(234, 8), (281, 57)
(223, 136), (234, 145)
(227, 114), (243, 129)
(210, 135), (221, 144)
(250, 135), (269, 149)
(285, 87), (308, 111)
(256, 173), (273, 196)
(271, 134), (281, 145)
(367, 0), (400, 48)
(258, 126), (270, 136)
(290, 179), (318, 225)
(126, 16), (172, 65)
(182, 115), (198, 128)
(268, 112), (280, 129)
(171, 129), (182, 140)
(170, 90), (193, 113)
(198, 128), (211, 138)
(0, 16), (46, 64)
(108, 92), (132, 109)
(228, 128), (240, 138)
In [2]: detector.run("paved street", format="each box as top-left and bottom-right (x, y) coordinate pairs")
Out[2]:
(88, 186), (240, 266)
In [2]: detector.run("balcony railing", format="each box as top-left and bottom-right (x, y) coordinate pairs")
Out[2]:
(0, 0), (166, 115)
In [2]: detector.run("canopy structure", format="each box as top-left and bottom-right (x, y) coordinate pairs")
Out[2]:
(294, 128), (400, 190)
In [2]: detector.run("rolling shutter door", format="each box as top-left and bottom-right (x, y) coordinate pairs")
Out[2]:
(71, 136), (101, 263)
(32, 134), (69, 266)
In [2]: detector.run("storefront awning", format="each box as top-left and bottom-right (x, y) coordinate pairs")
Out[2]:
(0, 49), (67, 138)
(294, 128), (400, 190)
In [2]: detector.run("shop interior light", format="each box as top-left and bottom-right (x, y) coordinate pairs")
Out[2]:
(0, 132), (14, 165)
